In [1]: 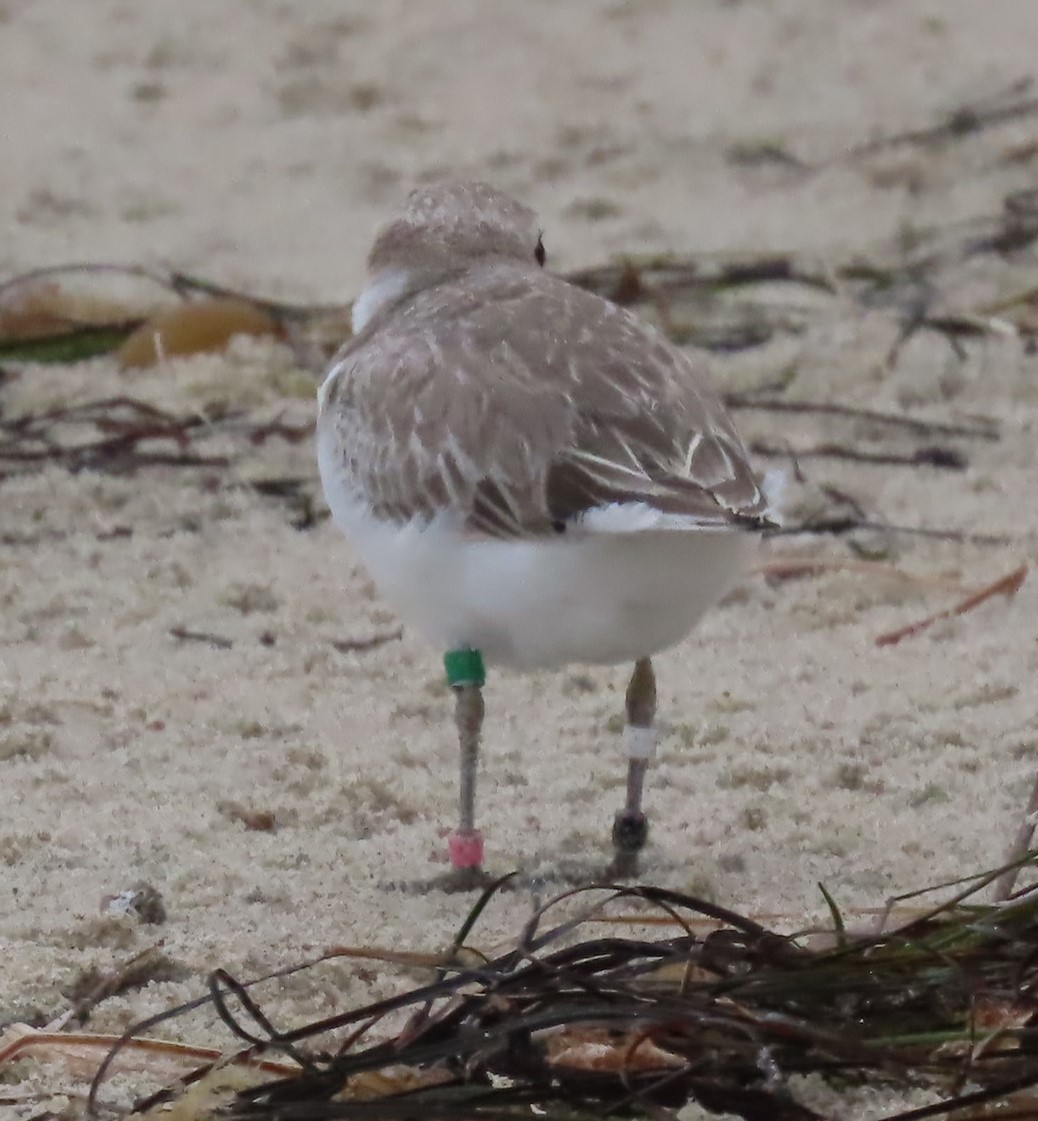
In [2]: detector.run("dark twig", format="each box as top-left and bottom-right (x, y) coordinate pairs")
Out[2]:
(837, 81), (1038, 162)
(725, 395), (999, 441)
(169, 626), (234, 650)
(770, 518), (1012, 547)
(750, 441), (969, 471)
(331, 629), (403, 655)
(0, 397), (272, 476)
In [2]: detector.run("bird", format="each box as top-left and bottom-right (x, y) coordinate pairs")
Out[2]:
(316, 181), (771, 888)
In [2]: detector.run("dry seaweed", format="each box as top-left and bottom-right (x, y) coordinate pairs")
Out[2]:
(2, 172), (1038, 371)
(0, 383), (1003, 547)
(835, 78), (1038, 163)
(68, 858), (1038, 1121)
(0, 194), (1027, 552)
(0, 396), (292, 475)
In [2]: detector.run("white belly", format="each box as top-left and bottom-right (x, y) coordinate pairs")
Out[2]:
(320, 482), (755, 670)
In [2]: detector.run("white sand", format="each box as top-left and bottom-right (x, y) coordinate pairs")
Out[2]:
(2, 2), (1038, 1117)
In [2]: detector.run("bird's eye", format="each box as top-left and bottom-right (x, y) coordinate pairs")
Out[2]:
(534, 234), (546, 267)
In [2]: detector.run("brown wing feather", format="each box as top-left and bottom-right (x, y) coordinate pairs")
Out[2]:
(318, 264), (768, 538)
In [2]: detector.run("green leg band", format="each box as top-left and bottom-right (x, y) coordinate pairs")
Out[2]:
(444, 648), (486, 688)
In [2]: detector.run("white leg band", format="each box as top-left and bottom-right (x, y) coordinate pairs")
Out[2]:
(623, 724), (657, 763)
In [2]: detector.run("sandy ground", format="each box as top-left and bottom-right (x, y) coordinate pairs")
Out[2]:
(2, 2), (1038, 1117)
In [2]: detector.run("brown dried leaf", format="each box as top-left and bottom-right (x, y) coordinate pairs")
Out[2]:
(972, 992), (1034, 1039)
(217, 800), (277, 831)
(544, 1027), (686, 1072)
(118, 297), (283, 369)
(0, 278), (140, 340)
(336, 1064), (454, 1100)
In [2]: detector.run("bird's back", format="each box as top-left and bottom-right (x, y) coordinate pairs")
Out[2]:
(319, 261), (768, 540)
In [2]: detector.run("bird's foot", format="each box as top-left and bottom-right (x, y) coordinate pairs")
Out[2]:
(432, 864), (499, 893)
(448, 828), (484, 870)
(380, 867), (498, 894)
(606, 811), (648, 880)
(387, 829), (492, 893)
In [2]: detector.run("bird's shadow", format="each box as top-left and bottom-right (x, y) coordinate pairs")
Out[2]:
(379, 852), (680, 895)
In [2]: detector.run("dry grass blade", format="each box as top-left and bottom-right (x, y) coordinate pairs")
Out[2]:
(0, 1022), (298, 1080)
(993, 771), (1038, 903)
(875, 562), (1028, 647)
(755, 556), (967, 593)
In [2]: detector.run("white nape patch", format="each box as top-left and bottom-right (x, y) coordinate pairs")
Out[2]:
(317, 359), (342, 415)
(577, 501), (728, 534)
(351, 269), (413, 335)
(761, 467), (790, 526)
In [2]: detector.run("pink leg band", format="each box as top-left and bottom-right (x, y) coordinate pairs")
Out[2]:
(448, 829), (485, 870)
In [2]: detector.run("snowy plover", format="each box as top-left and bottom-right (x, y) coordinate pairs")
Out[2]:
(317, 181), (770, 886)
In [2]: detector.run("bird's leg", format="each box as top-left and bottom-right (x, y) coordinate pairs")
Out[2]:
(609, 657), (657, 879)
(444, 648), (487, 889)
